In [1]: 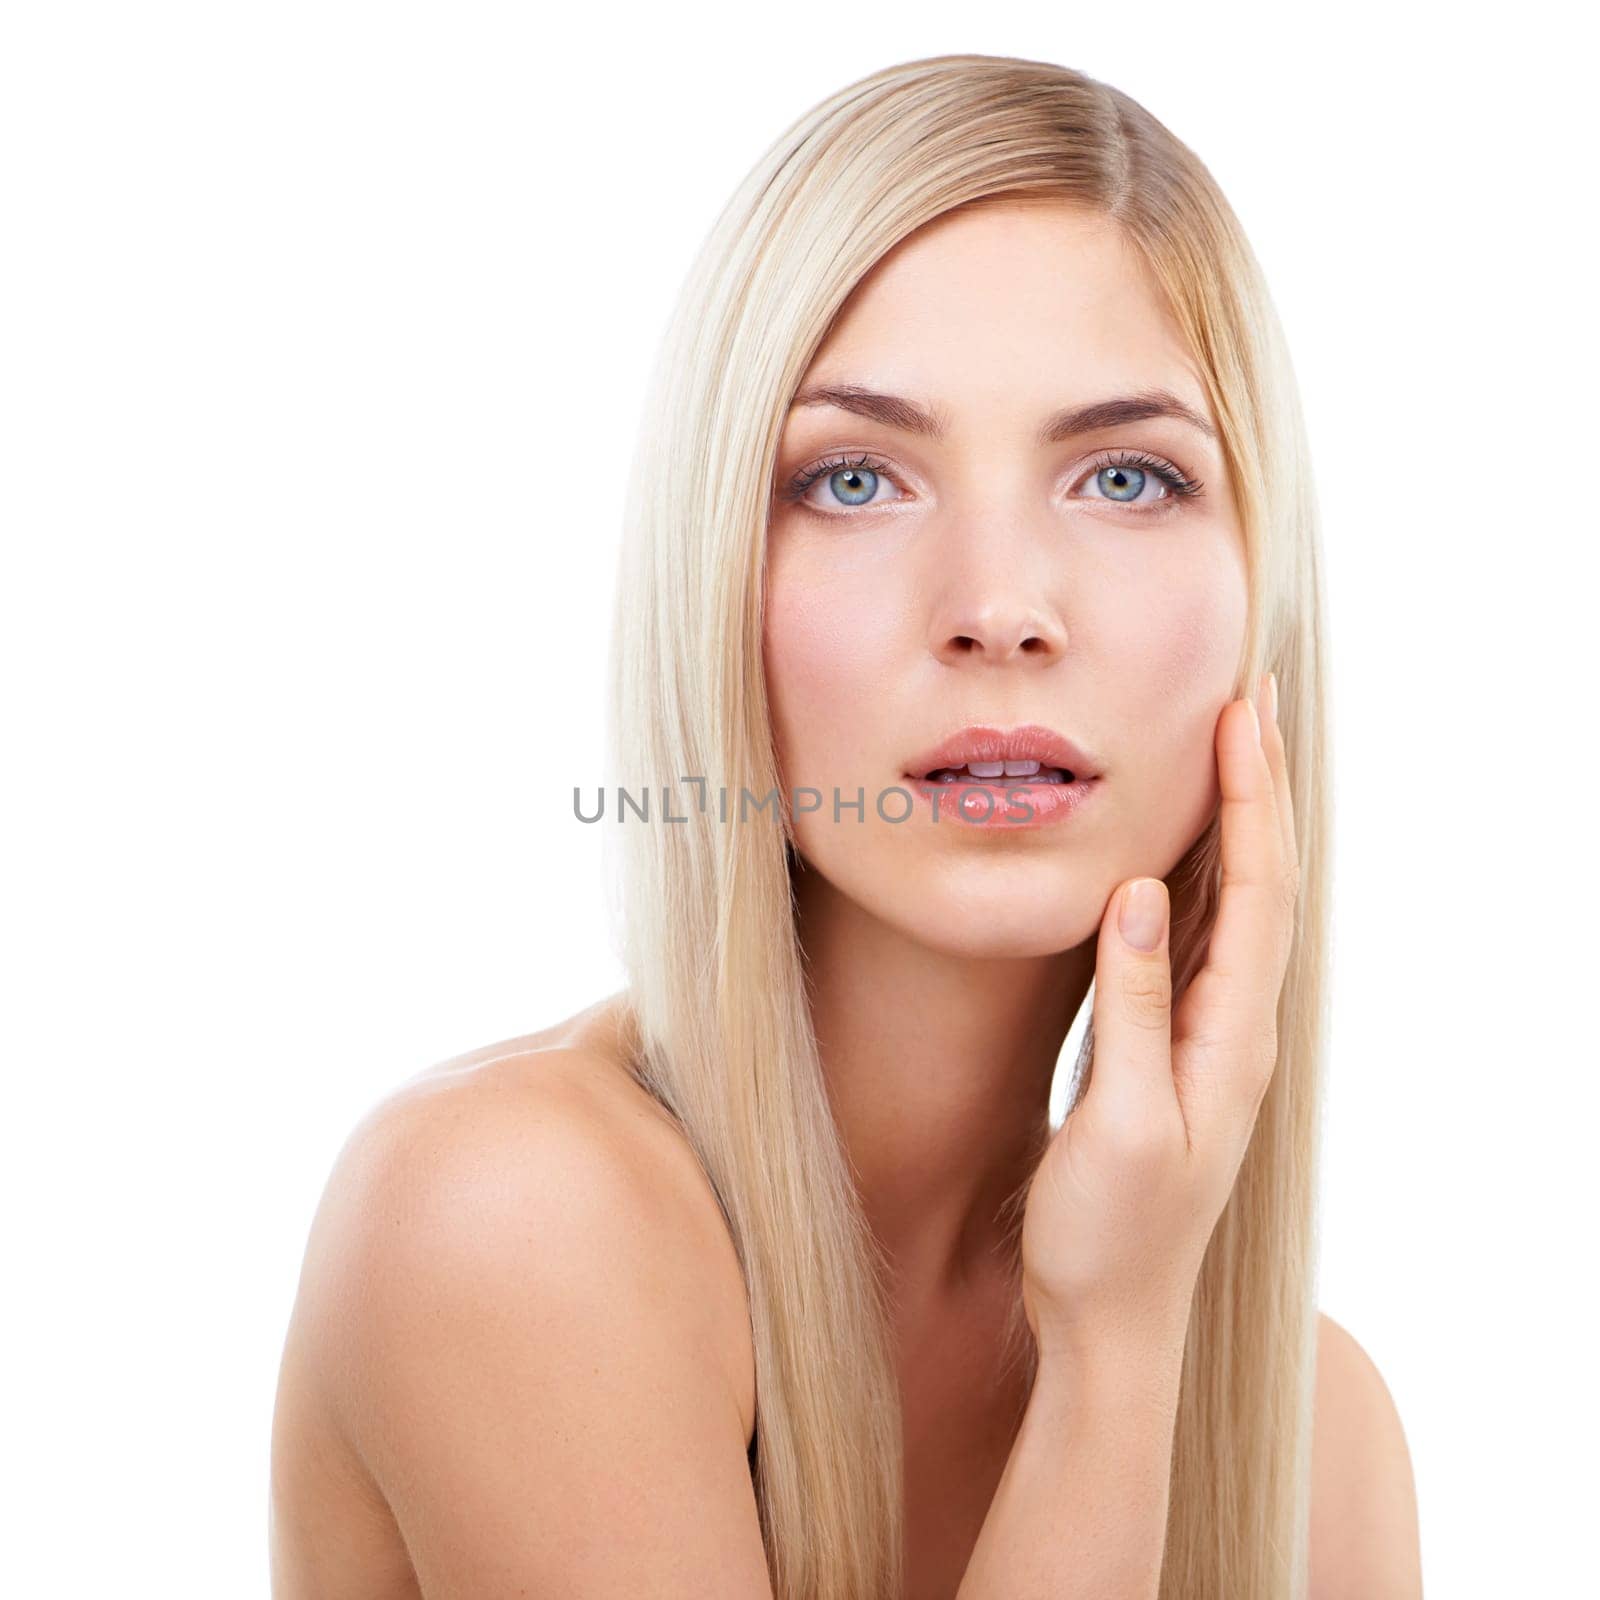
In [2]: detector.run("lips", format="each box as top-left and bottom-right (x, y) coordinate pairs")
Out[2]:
(902, 724), (1103, 785)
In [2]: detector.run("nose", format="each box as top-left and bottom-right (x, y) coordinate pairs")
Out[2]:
(928, 580), (1068, 666)
(923, 480), (1073, 666)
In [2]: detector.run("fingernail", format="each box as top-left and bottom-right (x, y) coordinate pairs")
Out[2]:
(1268, 671), (1279, 730)
(1119, 878), (1167, 952)
(1245, 695), (1262, 747)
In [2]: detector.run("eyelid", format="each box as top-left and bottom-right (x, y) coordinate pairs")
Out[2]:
(782, 445), (1203, 512)
(784, 450), (909, 503)
(1070, 449), (1204, 501)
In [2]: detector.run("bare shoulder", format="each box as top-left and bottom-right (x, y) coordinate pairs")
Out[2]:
(379, 992), (753, 1426)
(1310, 1309), (1423, 1600)
(276, 998), (764, 1598)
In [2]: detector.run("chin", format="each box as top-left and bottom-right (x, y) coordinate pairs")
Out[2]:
(794, 841), (1111, 958)
(916, 921), (1094, 961)
(868, 877), (1103, 961)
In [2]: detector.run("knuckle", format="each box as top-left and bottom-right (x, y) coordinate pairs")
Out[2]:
(1209, 1028), (1278, 1119)
(1249, 1027), (1281, 1096)
(1273, 867), (1302, 972)
(1276, 860), (1302, 916)
(1117, 963), (1173, 1032)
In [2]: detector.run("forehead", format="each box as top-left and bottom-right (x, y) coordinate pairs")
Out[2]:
(797, 200), (1203, 419)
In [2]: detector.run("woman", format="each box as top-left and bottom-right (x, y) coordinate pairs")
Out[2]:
(270, 53), (1421, 1599)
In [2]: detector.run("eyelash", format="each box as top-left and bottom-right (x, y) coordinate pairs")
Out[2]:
(781, 448), (1206, 513)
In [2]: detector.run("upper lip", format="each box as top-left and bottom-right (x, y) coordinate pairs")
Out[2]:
(902, 724), (1103, 783)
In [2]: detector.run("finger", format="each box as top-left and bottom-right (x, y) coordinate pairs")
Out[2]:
(1256, 671), (1298, 873)
(1171, 695), (1293, 1080)
(1078, 876), (1178, 1139)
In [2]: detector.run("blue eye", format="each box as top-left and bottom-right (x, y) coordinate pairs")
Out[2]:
(785, 453), (902, 511)
(1096, 464), (1146, 501)
(822, 464), (880, 505)
(1079, 452), (1203, 505)
(779, 446), (1204, 520)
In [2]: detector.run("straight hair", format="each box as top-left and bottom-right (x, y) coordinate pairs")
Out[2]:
(605, 52), (1330, 1599)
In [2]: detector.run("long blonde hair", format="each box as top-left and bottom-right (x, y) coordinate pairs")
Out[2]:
(604, 52), (1330, 1600)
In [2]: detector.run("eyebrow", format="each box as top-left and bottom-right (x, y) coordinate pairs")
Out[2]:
(787, 383), (1218, 446)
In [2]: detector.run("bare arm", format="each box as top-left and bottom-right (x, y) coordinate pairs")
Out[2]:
(956, 1329), (1187, 1600)
(290, 1062), (773, 1599)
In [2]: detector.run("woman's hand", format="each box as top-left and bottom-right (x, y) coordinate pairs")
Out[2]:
(1021, 673), (1300, 1364)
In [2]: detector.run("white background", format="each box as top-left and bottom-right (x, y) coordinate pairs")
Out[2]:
(3, 3), (1595, 1593)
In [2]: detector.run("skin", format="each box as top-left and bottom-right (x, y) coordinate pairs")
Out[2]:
(764, 198), (1417, 1593)
(268, 199), (1422, 1599)
(764, 198), (1246, 1309)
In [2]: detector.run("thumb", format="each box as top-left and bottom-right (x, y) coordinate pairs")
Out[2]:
(1081, 877), (1175, 1129)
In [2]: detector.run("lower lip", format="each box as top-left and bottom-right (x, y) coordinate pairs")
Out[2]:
(902, 774), (1102, 830)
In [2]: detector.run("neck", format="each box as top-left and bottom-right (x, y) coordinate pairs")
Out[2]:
(793, 865), (1095, 1316)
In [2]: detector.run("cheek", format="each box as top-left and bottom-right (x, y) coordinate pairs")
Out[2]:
(763, 551), (900, 777)
(1093, 546), (1246, 713)
(1096, 562), (1246, 855)
(1152, 592), (1238, 704)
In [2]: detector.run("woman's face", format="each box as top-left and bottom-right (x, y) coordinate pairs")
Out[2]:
(763, 199), (1248, 959)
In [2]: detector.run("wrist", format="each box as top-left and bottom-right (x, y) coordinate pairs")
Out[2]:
(1030, 1312), (1191, 1413)
(1028, 1351), (1185, 1450)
